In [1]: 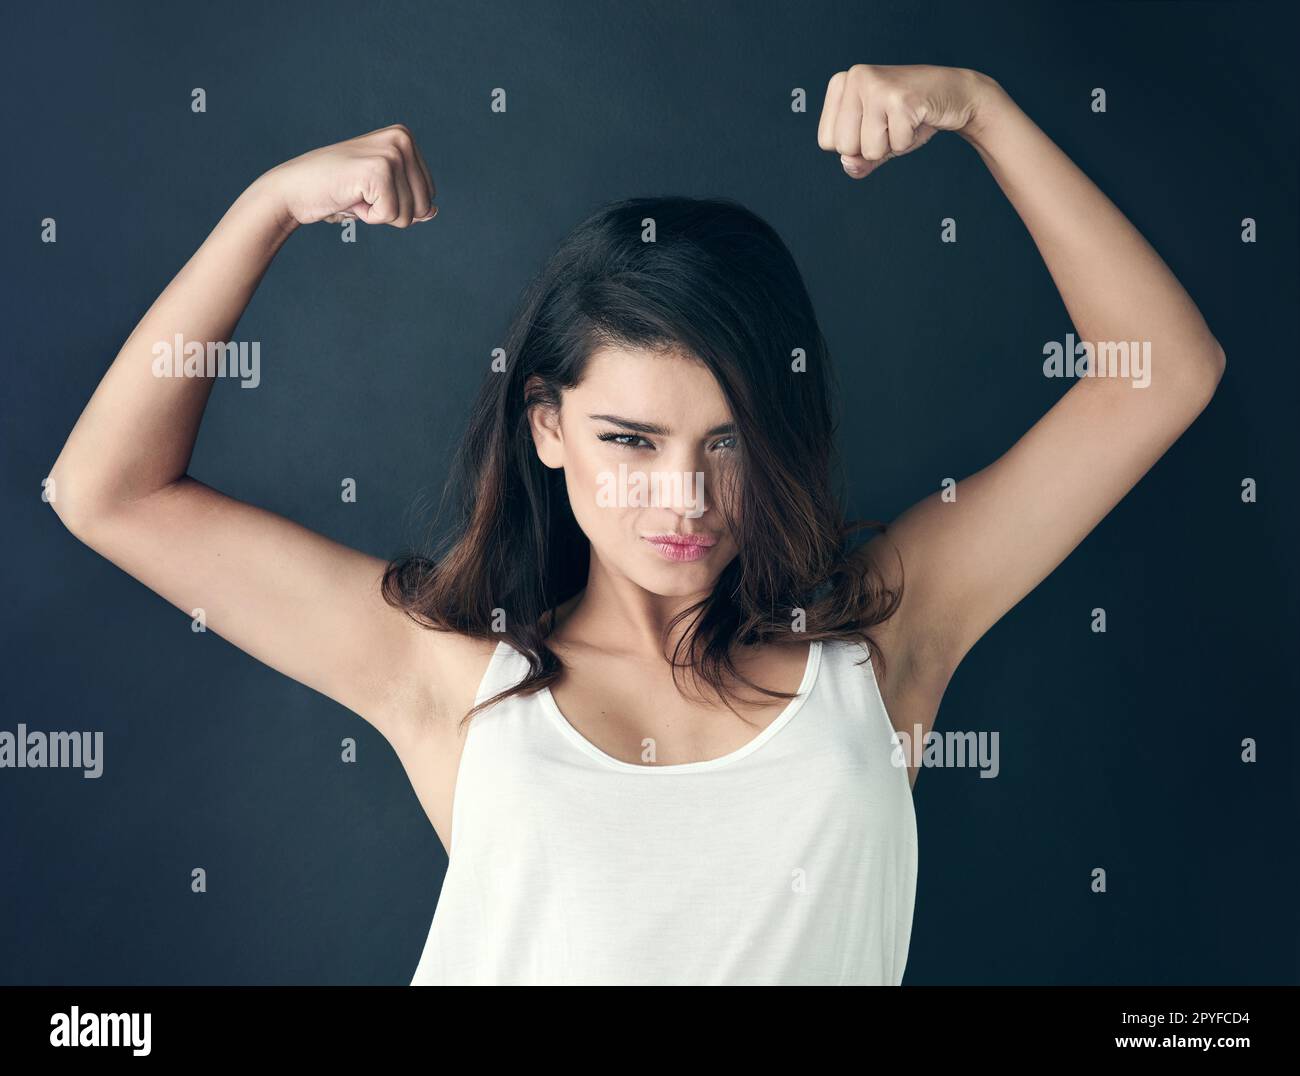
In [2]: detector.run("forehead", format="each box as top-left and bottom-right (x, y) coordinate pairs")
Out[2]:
(571, 345), (731, 425)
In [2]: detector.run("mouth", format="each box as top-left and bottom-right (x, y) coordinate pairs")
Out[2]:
(641, 532), (719, 563)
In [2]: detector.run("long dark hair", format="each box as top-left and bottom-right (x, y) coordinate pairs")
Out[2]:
(382, 195), (903, 726)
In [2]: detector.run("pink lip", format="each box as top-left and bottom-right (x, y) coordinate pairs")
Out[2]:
(642, 533), (718, 563)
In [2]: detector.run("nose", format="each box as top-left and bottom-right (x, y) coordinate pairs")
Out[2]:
(665, 477), (709, 520)
(651, 447), (711, 520)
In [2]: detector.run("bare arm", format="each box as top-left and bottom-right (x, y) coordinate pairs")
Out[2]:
(47, 125), (475, 742)
(819, 65), (1225, 682)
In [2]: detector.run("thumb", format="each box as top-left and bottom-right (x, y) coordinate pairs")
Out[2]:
(323, 199), (372, 224)
(840, 153), (889, 178)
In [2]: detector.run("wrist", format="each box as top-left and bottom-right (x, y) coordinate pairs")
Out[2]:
(240, 169), (300, 239)
(957, 69), (1010, 149)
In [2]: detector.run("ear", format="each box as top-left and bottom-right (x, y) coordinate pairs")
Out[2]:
(525, 379), (565, 469)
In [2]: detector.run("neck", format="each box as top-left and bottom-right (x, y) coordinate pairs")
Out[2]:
(549, 547), (715, 662)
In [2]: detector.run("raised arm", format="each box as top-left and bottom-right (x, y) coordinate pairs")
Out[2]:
(818, 65), (1225, 679)
(47, 125), (478, 745)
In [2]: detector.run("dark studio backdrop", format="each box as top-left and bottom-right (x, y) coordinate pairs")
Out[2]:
(1, 0), (1296, 985)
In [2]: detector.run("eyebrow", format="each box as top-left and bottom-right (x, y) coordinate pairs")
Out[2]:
(588, 413), (736, 438)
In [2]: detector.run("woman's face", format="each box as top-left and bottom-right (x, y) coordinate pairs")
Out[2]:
(528, 345), (741, 598)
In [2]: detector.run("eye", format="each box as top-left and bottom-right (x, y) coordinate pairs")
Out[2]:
(712, 435), (738, 452)
(598, 431), (654, 450)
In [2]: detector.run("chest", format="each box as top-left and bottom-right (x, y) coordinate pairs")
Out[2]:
(545, 643), (813, 767)
(461, 696), (915, 878)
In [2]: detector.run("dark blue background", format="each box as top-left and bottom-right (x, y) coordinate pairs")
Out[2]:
(2, 0), (1296, 984)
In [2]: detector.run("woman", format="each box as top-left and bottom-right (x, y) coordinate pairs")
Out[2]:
(48, 63), (1224, 985)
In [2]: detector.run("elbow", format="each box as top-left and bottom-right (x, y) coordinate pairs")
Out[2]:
(47, 491), (93, 543)
(1189, 338), (1225, 404)
(45, 468), (109, 544)
(1209, 339), (1226, 383)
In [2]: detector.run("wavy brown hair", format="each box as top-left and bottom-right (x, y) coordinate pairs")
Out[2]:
(382, 195), (903, 727)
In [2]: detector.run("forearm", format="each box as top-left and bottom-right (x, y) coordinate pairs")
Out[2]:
(50, 175), (298, 524)
(959, 76), (1224, 387)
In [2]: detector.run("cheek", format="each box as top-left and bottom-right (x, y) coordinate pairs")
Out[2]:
(561, 447), (639, 539)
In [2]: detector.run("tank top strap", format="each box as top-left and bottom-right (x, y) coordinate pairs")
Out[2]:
(473, 637), (532, 707)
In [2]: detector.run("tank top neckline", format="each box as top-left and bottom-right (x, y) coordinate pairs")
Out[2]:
(498, 638), (825, 775)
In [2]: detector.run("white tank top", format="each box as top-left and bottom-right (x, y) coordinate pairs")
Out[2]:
(410, 636), (918, 985)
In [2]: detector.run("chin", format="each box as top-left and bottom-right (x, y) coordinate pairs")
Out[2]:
(639, 571), (719, 598)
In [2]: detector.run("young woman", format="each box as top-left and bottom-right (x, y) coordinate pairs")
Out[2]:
(48, 63), (1224, 985)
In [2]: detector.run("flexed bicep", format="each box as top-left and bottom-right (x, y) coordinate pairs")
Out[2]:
(867, 367), (1220, 679)
(46, 124), (462, 741)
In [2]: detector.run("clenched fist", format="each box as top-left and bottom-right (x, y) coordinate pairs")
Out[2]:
(257, 123), (437, 227)
(817, 64), (999, 177)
